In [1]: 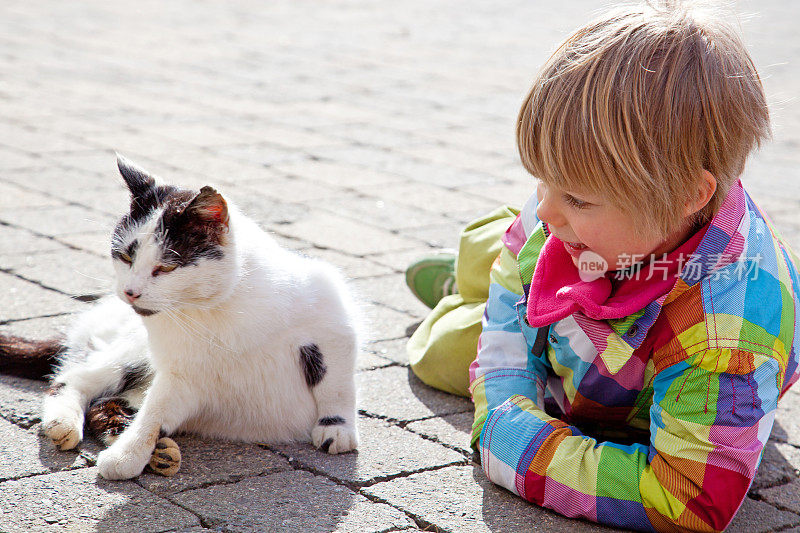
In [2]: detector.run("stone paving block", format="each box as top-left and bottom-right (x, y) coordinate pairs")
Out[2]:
(461, 179), (534, 206)
(403, 223), (462, 249)
(0, 205), (115, 238)
(751, 441), (800, 490)
(301, 247), (394, 280)
(273, 160), (403, 189)
(0, 126), (92, 153)
(41, 151), (120, 176)
(357, 366), (472, 422)
(772, 389), (800, 446)
(0, 146), (41, 169)
(137, 436), (290, 495)
(0, 418), (89, 481)
(223, 188), (310, 227)
(406, 411), (474, 455)
(139, 151), (276, 187)
(396, 144), (510, 175)
(357, 349), (395, 372)
(759, 476), (800, 515)
(0, 225), (67, 255)
(273, 416), (466, 486)
(239, 175), (347, 204)
(172, 469), (414, 532)
(0, 271), (85, 322)
(0, 248), (114, 297)
(319, 195), (454, 232)
(0, 374), (46, 426)
(726, 496), (800, 532)
(364, 338), (410, 365)
(57, 185), (131, 218)
(359, 181), (499, 217)
(0, 467), (200, 532)
(3, 165), (110, 196)
(360, 301), (418, 342)
(56, 231), (112, 257)
(277, 211), (420, 256)
(349, 274), (432, 318)
(0, 181), (62, 209)
(364, 465), (616, 533)
(367, 249), (440, 275)
(218, 143), (310, 167)
(0, 313), (75, 340)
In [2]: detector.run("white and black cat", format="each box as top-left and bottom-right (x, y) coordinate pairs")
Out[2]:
(0, 156), (360, 480)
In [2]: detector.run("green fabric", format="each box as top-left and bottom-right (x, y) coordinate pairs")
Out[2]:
(405, 254), (457, 309)
(408, 206), (519, 397)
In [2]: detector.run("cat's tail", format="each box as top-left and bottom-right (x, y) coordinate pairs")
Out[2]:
(0, 334), (64, 380)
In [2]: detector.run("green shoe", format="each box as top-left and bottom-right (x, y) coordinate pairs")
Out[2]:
(405, 253), (458, 309)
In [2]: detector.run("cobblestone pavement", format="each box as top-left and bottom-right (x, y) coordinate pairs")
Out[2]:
(0, 1), (798, 531)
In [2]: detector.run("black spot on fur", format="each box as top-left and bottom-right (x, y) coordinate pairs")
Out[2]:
(157, 187), (227, 267)
(120, 364), (151, 391)
(320, 438), (334, 453)
(132, 305), (158, 317)
(125, 240), (139, 259)
(299, 344), (326, 387)
(318, 416), (345, 426)
(154, 462), (172, 470)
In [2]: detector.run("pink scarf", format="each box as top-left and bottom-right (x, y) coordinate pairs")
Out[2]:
(526, 225), (708, 328)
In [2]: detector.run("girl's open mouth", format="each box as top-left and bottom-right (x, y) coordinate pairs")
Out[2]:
(564, 241), (588, 251)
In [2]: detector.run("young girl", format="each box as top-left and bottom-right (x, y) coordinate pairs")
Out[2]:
(406, 3), (800, 531)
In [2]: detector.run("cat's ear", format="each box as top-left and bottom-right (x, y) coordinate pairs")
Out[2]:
(187, 186), (229, 227)
(116, 154), (155, 198)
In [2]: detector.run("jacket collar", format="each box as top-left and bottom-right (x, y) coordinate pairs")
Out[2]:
(517, 179), (750, 372)
(605, 178), (749, 353)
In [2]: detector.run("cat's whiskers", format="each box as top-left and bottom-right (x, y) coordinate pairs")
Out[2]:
(71, 270), (112, 284)
(162, 308), (225, 352)
(163, 307), (234, 353)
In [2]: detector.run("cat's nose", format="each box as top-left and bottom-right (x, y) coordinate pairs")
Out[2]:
(124, 289), (141, 303)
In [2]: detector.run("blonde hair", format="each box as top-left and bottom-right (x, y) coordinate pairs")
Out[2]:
(517, 1), (771, 239)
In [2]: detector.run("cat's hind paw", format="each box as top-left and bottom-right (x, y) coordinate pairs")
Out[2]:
(312, 421), (358, 455)
(148, 437), (181, 477)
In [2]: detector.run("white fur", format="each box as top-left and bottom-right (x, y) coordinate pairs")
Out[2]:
(42, 199), (360, 479)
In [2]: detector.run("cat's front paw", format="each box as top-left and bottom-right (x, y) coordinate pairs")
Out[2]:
(42, 405), (83, 451)
(96, 440), (152, 480)
(148, 437), (181, 477)
(312, 420), (358, 455)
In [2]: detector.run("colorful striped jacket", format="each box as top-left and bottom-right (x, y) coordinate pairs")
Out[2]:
(468, 179), (800, 532)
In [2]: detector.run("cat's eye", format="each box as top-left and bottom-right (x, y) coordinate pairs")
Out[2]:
(152, 264), (178, 277)
(119, 253), (133, 265)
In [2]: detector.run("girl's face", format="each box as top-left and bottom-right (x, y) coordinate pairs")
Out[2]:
(535, 181), (695, 272)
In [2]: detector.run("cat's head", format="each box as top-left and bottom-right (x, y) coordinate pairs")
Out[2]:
(111, 155), (237, 317)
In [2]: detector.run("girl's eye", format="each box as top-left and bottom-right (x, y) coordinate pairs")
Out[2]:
(563, 193), (590, 209)
(152, 264), (178, 277)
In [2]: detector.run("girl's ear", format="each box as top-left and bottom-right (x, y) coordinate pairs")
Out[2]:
(186, 186), (229, 227)
(684, 170), (717, 216)
(116, 154), (156, 198)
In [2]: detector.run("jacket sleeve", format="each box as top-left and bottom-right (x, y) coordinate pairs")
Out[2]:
(473, 347), (779, 532)
(468, 196), (552, 450)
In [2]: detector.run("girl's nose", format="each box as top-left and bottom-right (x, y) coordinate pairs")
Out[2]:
(536, 185), (566, 227)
